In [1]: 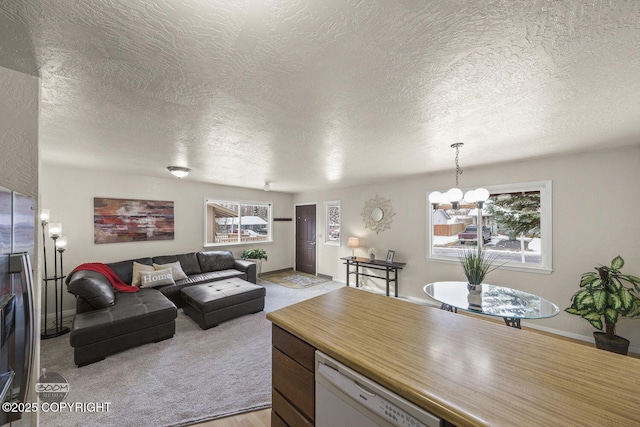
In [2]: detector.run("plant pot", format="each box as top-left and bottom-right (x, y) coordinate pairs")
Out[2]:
(467, 283), (482, 292)
(593, 332), (630, 355)
(369, 254), (375, 261)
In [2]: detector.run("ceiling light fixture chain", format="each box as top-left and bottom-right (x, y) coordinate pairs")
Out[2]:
(452, 142), (463, 187)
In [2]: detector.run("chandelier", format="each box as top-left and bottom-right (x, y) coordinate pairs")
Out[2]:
(428, 143), (489, 210)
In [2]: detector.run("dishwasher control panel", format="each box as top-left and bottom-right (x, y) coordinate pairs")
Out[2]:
(315, 351), (441, 427)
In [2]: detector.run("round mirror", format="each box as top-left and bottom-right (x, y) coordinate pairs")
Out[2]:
(371, 207), (384, 222)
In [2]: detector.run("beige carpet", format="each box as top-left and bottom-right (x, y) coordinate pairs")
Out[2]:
(259, 269), (330, 288)
(38, 280), (344, 427)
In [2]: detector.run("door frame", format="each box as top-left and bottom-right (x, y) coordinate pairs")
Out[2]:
(294, 202), (317, 275)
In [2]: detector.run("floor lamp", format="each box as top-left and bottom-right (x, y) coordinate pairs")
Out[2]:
(40, 210), (70, 339)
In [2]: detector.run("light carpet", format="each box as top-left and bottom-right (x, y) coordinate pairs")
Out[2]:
(39, 280), (344, 427)
(259, 269), (330, 288)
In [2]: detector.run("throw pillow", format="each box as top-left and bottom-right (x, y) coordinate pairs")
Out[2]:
(138, 268), (175, 288)
(153, 261), (188, 281)
(132, 261), (155, 286)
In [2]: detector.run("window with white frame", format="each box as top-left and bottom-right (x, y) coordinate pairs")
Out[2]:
(325, 201), (341, 245)
(427, 180), (552, 273)
(204, 199), (272, 246)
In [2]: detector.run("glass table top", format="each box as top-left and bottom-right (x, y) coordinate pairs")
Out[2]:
(423, 281), (559, 320)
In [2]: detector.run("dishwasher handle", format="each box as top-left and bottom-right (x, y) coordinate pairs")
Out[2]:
(354, 381), (376, 397)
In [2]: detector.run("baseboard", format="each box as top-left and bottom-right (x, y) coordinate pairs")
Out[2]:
(259, 267), (294, 275)
(259, 268), (332, 280)
(41, 308), (76, 330)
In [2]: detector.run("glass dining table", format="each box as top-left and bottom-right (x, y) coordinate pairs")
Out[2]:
(423, 281), (559, 328)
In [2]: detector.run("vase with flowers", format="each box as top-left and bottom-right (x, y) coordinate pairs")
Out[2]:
(458, 247), (501, 292)
(368, 247), (377, 261)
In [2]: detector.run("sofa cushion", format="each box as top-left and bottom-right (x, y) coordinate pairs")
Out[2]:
(175, 270), (246, 287)
(153, 261), (188, 280)
(70, 289), (177, 347)
(66, 270), (115, 309)
(106, 257), (153, 285)
(153, 253), (201, 275)
(132, 261), (155, 286)
(181, 279), (265, 313)
(197, 251), (236, 272)
(139, 268), (175, 288)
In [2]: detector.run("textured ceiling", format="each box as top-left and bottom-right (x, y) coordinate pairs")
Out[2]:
(1, 0), (639, 192)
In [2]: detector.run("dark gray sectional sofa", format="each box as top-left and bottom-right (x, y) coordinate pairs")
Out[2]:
(66, 250), (258, 366)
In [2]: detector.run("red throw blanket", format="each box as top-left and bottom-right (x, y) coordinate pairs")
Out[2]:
(70, 263), (139, 293)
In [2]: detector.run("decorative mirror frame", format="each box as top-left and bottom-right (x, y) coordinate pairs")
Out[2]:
(361, 194), (395, 234)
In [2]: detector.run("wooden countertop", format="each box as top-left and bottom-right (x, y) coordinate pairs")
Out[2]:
(267, 287), (640, 427)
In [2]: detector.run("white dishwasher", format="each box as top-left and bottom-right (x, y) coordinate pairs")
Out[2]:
(315, 351), (442, 427)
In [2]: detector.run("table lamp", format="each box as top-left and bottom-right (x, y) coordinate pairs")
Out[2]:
(347, 237), (359, 259)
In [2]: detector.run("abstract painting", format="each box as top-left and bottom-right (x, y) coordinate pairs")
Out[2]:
(94, 198), (174, 244)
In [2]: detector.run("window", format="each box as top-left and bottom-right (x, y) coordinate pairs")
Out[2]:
(325, 201), (341, 245)
(205, 199), (272, 246)
(427, 180), (552, 273)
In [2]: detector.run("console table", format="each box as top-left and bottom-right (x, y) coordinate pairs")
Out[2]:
(341, 257), (406, 297)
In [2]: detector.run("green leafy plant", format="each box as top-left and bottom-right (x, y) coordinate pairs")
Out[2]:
(241, 248), (268, 261)
(565, 255), (640, 338)
(458, 247), (501, 285)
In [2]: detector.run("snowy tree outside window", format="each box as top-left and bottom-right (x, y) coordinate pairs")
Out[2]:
(325, 201), (341, 245)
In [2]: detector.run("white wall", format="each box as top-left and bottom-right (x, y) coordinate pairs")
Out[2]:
(41, 165), (294, 313)
(0, 66), (39, 198)
(294, 145), (640, 348)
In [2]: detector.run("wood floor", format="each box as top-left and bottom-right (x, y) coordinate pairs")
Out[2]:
(189, 313), (639, 426)
(191, 409), (270, 427)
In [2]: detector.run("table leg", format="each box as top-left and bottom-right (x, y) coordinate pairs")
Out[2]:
(441, 303), (457, 313)
(385, 267), (390, 296)
(394, 269), (398, 297)
(504, 317), (521, 328)
(355, 264), (359, 288)
(346, 262), (350, 287)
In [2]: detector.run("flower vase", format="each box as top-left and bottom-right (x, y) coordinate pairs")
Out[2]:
(369, 254), (375, 262)
(467, 283), (482, 292)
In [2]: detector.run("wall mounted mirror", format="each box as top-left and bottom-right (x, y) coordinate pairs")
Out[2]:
(361, 195), (395, 234)
(371, 207), (384, 222)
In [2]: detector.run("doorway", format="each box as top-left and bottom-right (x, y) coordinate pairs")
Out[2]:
(295, 204), (316, 275)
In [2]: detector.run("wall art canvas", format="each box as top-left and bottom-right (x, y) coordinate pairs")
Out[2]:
(94, 197), (174, 244)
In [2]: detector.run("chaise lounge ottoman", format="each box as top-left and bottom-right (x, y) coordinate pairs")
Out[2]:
(70, 287), (178, 367)
(181, 278), (266, 329)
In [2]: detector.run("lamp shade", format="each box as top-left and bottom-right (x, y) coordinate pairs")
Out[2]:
(447, 187), (463, 203)
(55, 236), (67, 250)
(428, 191), (442, 204)
(475, 187), (490, 202)
(347, 237), (360, 248)
(40, 209), (50, 222)
(48, 223), (62, 238)
(464, 190), (477, 203)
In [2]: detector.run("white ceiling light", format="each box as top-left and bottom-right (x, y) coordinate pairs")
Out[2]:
(263, 182), (271, 191)
(167, 166), (191, 178)
(429, 143), (489, 210)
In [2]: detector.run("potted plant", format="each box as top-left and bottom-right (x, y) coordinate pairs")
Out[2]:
(565, 255), (640, 355)
(367, 247), (376, 261)
(458, 247), (501, 291)
(241, 249), (268, 275)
